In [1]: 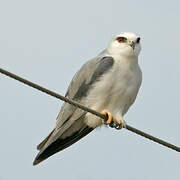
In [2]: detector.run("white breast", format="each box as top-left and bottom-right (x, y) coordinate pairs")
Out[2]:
(85, 55), (142, 128)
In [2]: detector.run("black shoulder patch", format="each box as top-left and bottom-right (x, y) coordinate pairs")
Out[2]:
(90, 56), (114, 84)
(73, 56), (114, 100)
(73, 80), (89, 100)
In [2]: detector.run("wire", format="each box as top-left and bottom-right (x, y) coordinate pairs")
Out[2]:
(0, 67), (179, 152)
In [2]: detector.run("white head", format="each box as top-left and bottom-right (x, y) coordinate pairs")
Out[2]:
(108, 32), (141, 57)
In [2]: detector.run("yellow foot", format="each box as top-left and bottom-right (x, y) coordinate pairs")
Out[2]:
(116, 118), (126, 129)
(101, 110), (126, 130)
(101, 110), (114, 125)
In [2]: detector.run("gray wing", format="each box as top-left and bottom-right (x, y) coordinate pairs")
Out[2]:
(33, 55), (114, 165)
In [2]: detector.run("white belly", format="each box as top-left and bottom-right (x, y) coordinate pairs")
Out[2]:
(85, 59), (142, 128)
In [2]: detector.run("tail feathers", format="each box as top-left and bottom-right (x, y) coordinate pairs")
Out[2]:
(33, 126), (93, 165)
(37, 129), (55, 150)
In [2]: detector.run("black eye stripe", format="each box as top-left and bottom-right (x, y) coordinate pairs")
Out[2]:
(136, 37), (140, 43)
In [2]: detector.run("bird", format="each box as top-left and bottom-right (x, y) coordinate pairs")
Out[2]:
(33, 32), (142, 165)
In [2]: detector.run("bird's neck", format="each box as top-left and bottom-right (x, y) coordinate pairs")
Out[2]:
(112, 53), (139, 66)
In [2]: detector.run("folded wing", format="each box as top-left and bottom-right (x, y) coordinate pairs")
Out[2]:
(33, 56), (114, 165)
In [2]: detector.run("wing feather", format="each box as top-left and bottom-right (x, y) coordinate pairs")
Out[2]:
(33, 55), (114, 165)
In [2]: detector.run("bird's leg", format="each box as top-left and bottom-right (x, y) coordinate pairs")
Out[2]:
(101, 110), (114, 125)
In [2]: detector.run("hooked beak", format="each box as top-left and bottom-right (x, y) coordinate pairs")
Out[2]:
(130, 41), (135, 50)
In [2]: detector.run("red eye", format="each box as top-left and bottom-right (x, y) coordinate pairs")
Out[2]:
(118, 39), (123, 43)
(116, 37), (127, 43)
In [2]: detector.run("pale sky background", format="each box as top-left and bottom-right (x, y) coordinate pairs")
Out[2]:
(0, 0), (180, 180)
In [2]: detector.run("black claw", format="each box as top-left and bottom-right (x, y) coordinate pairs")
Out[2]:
(109, 121), (116, 128)
(115, 123), (121, 130)
(109, 121), (122, 129)
(108, 120), (123, 130)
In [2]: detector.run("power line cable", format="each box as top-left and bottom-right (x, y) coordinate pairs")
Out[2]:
(0, 68), (179, 152)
